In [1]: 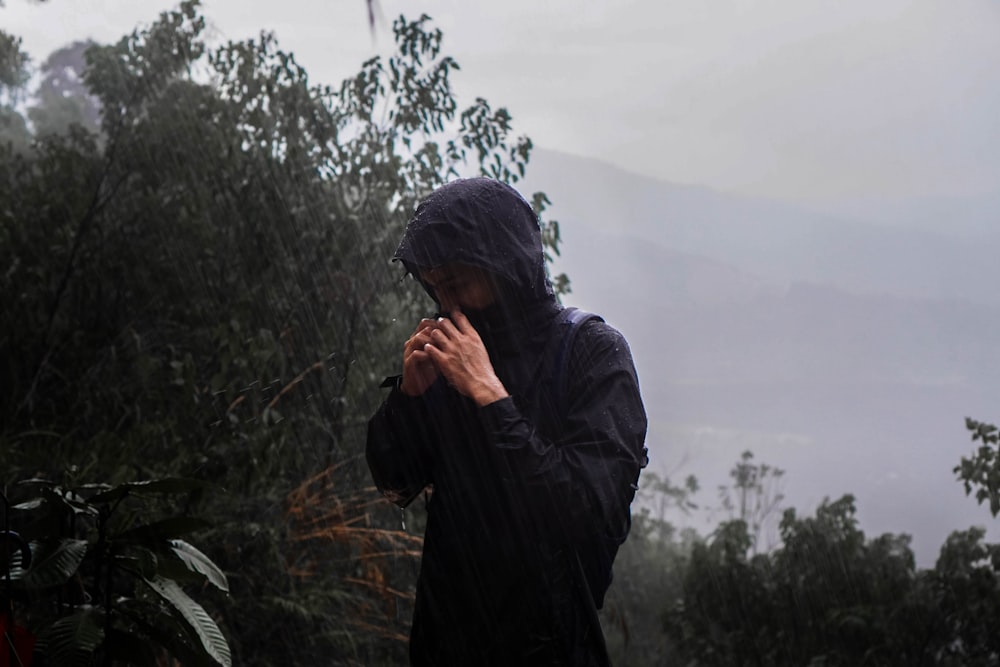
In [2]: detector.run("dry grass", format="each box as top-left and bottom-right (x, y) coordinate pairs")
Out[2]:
(285, 462), (423, 643)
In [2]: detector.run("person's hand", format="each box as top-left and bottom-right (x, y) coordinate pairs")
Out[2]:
(423, 309), (509, 407)
(400, 318), (442, 396)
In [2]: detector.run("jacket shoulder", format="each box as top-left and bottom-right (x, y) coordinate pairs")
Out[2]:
(570, 316), (633, 357)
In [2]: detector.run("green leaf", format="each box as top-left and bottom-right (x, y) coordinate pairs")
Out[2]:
(119, 598), (219, 667)
(88, 477), (214, 504)
(12, 497), (44, 510)
(169, 539), (229, 592)
(16, 477), (58, 488)
(116, 516), (212, 544)
(36, 606), (105, 667)
(22, 538), (88, 589)
(144, 575), (231, 667)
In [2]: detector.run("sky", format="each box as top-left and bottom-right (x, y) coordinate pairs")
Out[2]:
(4, 0), (1000, 201)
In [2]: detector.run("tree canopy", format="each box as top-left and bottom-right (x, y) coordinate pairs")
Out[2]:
(1, 2), (562, 663)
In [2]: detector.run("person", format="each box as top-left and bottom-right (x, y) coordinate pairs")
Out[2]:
(366, 177), (648, 666)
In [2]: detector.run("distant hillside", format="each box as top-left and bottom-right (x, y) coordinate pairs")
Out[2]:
(520, 148), (1000, 564)
(524, 149), (1000, 306)
(807, 192), (1000, 239)
(550, 223), (999, 387)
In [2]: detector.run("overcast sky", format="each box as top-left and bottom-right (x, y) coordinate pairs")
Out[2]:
(5, 0), (1000, 201)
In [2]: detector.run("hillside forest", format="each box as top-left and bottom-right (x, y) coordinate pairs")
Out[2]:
(3, 3), (1000, 665)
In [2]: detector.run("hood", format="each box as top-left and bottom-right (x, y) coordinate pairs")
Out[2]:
(393, 178), (563, 393)
(393, 178), (556, 309)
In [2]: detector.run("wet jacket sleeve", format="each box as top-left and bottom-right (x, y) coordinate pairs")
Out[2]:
(478, 321), (648, 540)
(366, 382), (436, 507)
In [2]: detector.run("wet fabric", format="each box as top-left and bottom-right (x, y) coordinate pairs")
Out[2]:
(366, 178), (648, 666)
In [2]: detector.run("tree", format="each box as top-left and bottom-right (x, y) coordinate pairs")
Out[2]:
(0, 30), (29, 98)
(27, 39), (102, 138)
(660, 429), (1000, 666)
(955, 417), (1000, 516)
(666, 495), (932, 666)
(600, 471), (698, 666)
(2, 2), (561, 663)
(0, 29), (31, 150)
(716, 449), (785, 554)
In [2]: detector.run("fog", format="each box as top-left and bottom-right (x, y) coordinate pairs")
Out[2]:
(8, 0), (1000, 200)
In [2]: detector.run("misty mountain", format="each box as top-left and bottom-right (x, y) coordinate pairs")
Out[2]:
(525, 149), (1000, 307)
(808, 192), (1000, 240)
(521, 149), (1000, 564)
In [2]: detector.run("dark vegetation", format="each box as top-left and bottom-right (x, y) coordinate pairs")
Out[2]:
(3, 3), (1000, 665)
(2, 4), (551, 664)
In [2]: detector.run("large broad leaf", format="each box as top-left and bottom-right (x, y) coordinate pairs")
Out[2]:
(115, 516), (212, 545)
(22, 538), (88, 590)
(88, 478), (214, 505)
(36, 606), (105, 667)
(169, 539), (229, 593)
(119, 598), (220, 667)
(12, 497), (45, 511)
(143, 575), (231, 667)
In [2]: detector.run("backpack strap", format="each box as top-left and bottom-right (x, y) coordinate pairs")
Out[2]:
(551, 306), (603, 418)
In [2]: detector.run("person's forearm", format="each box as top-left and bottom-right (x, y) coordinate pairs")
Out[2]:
(471, 377), (510, 407)
(366, 388), (435, 506)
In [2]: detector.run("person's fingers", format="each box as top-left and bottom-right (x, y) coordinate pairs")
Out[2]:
(405, 320), (437, 347)
(428, 327), (453, 349)
(406, 346), (431, 361)
(403, 339), (421, 358)
(447, 308), (471, 334)
(434, 315), (461, 340)
(423, 342), (444, 367)
(406, 327), (436, 351)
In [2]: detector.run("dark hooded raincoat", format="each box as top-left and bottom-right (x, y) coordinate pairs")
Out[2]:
(366, 178), (648, 666)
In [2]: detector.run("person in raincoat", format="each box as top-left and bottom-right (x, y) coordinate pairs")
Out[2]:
(366, 177), (647, 666)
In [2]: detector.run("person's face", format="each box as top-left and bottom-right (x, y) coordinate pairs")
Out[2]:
(419, 263), (498, 313)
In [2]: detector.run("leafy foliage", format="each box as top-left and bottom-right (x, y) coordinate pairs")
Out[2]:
(600, 471), (698, 666)
(665, 495), (926, 666)
(0, 29), (31, 151)
(2, 2), (560, 663)
(4, 478), (230, 666)
(0, 30), (30, 98)
(955, 416), (1000, 515)
(655, 434), (1000, 666)
(602, 440), (1000, 666)
(716, 449), (785, 554)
